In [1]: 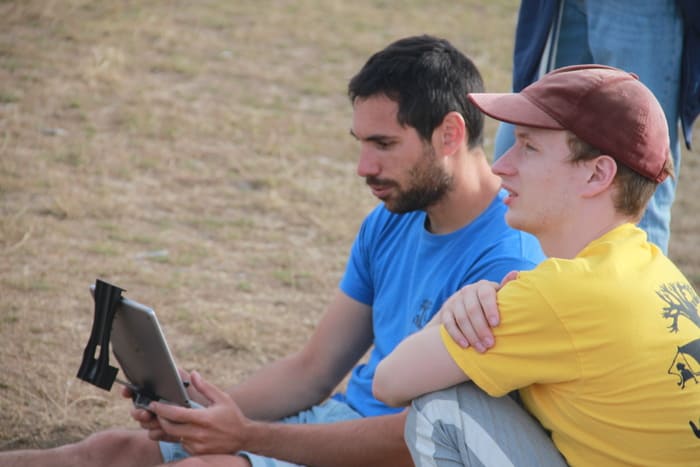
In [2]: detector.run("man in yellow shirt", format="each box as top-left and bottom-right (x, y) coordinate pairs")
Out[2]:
(374, 64), (700, 466)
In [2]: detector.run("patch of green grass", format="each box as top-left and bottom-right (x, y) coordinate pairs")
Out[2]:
(168, 246), (208, 267)
(149, 56), (198, 77)
(0, 90), (20, 103)
(2, 314), (19, 325)
(86, 242), (120, 256)
(273, 269), (312, 288)
(105, 227), (158, 246)
(3, 278), (53, 292)
(56, 150), (84, 167)
(66, 99), (81, 109)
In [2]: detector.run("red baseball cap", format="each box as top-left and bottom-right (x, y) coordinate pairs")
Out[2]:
(468, 65), (670, 182)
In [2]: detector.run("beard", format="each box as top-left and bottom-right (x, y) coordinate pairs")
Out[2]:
(368, 144), (453, 214)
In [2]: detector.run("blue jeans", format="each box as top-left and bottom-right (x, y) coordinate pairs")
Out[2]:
(159, 398), (363, 466)
(494, 0), (683, 253)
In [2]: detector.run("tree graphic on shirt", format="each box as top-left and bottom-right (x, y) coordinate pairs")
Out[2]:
(657, 282), (700, 332)
(658, 281), (700, 439)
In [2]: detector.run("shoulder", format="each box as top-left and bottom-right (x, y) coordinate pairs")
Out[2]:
(498, 256), (585, 305)
(358, 204), (424, 240)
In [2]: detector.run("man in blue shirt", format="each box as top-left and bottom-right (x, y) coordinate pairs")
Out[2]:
(0, 35), (543, 467)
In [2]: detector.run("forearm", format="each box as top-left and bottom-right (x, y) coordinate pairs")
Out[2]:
(228, 291), (373, 422)
(244, 411), (413, 467)
(228, 353), (335, 421)
(374, 325), (469, 406)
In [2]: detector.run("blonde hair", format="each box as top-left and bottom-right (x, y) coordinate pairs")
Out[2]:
(566, 132), (673, 220)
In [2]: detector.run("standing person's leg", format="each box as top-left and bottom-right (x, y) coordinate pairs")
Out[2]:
(405, 383), (567, 467)
(578, 0), (683, 253)
(493, 0), (591, 160)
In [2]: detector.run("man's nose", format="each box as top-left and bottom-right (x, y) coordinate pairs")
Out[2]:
(491, 146), (515, 177)
(357, 147), (380, 177)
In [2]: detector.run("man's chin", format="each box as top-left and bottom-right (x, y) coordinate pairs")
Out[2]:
(382, 201), (399, 213)
(504, 212), (528, 232)
(382, 200), (409, 214)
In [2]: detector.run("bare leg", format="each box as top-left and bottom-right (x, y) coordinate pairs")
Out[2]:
(0, 429), (161, 467)
(169, 455), (252, 467)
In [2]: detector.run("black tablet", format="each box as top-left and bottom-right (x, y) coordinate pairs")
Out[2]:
(90, 286), (192, 408)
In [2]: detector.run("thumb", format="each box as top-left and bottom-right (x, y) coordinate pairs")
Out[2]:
(190, 371), (226, 405)
(500, 270), (519, 287)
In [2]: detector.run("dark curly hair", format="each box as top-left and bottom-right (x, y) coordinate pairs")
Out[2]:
(348, 35), (485, 149)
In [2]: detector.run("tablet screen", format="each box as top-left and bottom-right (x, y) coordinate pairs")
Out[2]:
(90, 286), (191, 407)
(111, 297), (191, 407)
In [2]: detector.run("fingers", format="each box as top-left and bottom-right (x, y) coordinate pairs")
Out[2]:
(440, 280), (501, 352)
(500, 270), (519, 286)
(131, 406), (156, 424)
(443, 316), (470, 349)
(146, 427), (178, 442)
(121, 386), (133, 399)
(189, 371), (226, 406)
(441, 290), (483, 350)
(458, 286), (493, 352)
(476, 281), (500, 328)
(149, 400), (193, 425)
(129, 405), (178, 442)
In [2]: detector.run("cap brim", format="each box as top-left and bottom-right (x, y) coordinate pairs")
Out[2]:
(468, 93), (564, 130)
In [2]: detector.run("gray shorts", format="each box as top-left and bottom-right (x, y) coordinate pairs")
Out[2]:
(406, 382), (568, 466)
(159, 398), (363, 466)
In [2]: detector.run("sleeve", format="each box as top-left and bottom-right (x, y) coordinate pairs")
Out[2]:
(339, 208), (379, 306)
(512, 0), (560, 91)
(462, 232), (544, 286)
(440, 272), (580, 397)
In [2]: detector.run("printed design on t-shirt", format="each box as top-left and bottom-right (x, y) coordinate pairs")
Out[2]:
(659, 282), (700, 332)
(412, 299), (434, 329)
(658, 281), (700, 438)
(669, 344), (700, 389)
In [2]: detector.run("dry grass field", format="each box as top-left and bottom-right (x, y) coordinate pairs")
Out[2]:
(1, 0), (698, 451)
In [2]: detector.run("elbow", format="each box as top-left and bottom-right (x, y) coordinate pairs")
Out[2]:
(373, 360), (409, 408)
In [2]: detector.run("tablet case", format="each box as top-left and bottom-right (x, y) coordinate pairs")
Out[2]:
(77, 279), (191, 407)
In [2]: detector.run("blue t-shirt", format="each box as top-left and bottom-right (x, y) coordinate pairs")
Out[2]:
(336, 190), (544, 417)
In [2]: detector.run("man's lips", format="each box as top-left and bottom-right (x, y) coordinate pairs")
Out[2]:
(368, 183), (392, 199)
(366, 178), (395, 199)
(501, 184), (518, 206)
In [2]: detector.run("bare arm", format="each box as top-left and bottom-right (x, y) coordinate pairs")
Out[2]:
(373, 277), (519, 407)
(242, 409), (412, 467)
(134, 289), (370, 428)
(227, 289), (374, 420)
(373, 325), (469, 407)
(147, 290), (413, 466)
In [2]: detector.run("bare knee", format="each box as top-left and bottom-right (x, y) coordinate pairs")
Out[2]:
(71, 429), (161, 466)
(174, 454), (251, 467)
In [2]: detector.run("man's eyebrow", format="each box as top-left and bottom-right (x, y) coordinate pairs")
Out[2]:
(514, 128), (530, 139)
(349, 129), (395, 143)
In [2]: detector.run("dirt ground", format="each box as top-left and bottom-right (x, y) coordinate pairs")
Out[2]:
(1, 0), (698, 451)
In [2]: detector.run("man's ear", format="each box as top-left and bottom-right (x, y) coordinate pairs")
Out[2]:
(582, 155), (617, 198)
(434, 112), (466, 156)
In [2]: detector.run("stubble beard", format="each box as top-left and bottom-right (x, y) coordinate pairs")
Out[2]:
(382, 145), (453, 214)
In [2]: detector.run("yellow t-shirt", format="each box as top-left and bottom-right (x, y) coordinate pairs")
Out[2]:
(442, 224), (700, 466)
